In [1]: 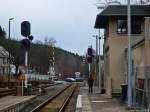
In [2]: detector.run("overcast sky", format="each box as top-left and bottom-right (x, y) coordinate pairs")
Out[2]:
(0, 0), (132, 55)
(0, 0), (103, 55)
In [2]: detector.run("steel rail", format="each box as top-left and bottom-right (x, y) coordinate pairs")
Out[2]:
(58, 84), (76, 112)
(31, 84), (73, 112)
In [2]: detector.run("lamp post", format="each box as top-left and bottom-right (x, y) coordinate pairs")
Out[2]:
(8, 18), (14, 88)
(93, 35), (98, 93)
(93, 34), (102, 93)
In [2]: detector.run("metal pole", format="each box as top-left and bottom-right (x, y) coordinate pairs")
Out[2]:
(8, 20), (10, 88)
(53, 46), (55, 81)
(22, 80), (23, 96)
(8, 18), (13, 88)
(25, 51), (28, 89)
(92, 35), (98, 92)
(127, 0), (132, 107)
(98, 33), (101, 92)
(92, 36), (98, 93)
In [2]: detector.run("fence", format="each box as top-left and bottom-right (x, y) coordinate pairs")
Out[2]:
(132, 66), (150, 111)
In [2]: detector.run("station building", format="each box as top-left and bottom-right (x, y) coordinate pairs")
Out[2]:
(94, 5), (150, 96)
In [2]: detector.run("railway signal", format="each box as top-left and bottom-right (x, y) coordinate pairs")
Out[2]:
(21, 21), (33, 51)
(20, 21), (34, 93)
(21, 39), (30, 51)
(87, 47), (93, 63)
(87, 47), (92, 56)
(21, 21), (30, 37)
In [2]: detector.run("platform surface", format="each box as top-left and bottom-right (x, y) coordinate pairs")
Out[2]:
(76, 86), (129, 112)
(0, 88), (11, 92)
(0, 95), (36, 111)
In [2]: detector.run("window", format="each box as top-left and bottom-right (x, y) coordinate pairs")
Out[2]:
(117, 20), (127, 34)
(131, 19), (141, 34)
(3, 58), (5, 64)
(117, 19), (141, 34)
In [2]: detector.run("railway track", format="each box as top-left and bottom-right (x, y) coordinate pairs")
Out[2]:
(29, 83), (62, 95)
(0, 83), (61, 97)
(31, 84), (77, 112)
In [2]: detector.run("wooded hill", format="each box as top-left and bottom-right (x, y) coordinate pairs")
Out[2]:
(0, 26), (88, 78)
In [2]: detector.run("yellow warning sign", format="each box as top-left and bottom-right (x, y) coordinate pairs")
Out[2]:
(18, 74), (25, 80)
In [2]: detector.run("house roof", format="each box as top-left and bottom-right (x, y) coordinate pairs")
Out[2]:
(95, 5), (150, 28)
(0, 46), (9, 58)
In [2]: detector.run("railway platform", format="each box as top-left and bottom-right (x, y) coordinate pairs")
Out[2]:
(0, 95), (36, 112)
(0, 88), (9, 92)
(76, 86), (129, 112)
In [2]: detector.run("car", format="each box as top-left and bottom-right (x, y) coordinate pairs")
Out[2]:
(65, 78), (76, 83)
(75, 77), (84, 82)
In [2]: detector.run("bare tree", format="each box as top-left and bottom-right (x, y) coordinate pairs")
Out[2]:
(96, 0), (150, 8)
(35, 39), (43, 45)
(134, 0), (150, 4)
(96, 0), (121, 9)
(44, 37), (57, 47)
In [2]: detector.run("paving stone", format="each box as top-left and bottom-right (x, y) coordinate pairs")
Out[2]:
(77, 86), (129, 112)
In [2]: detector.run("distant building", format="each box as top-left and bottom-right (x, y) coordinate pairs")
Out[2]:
(0, 46), (9, 75)
(95, 5), (150, 96)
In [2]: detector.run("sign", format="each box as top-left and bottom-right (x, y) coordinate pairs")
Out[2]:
(75, 72), (80, 78)
(19, 73), (25, 80)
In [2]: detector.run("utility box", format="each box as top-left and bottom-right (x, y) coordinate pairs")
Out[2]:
(121, 84), (128, 101)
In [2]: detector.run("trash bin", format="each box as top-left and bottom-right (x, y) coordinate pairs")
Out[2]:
(23, 87), (28, 95)
(121, 84), (128, 101)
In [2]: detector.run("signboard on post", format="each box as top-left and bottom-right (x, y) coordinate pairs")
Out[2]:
(18, 71), (25, 96)
(18, 72), (25, 80)
(75, 72), (80, 78)
(20, 21), (33, 95)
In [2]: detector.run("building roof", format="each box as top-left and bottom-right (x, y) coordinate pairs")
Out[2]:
(95, 5), (150, 28)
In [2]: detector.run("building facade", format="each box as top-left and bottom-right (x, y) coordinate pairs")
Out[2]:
(95, 5), (150, 96)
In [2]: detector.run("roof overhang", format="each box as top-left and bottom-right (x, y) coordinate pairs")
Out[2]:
(94, 15), (108, 29)
(94, 5), (150, 29)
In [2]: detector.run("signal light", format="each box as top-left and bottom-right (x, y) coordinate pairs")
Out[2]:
(87, 56), (92, 63)
(21, 39), (30, 51)
(28, 35), (34, 41)
(87, 47), (93, 63)
(21, 21), (30, 37)
(87, 47), (92, 56)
